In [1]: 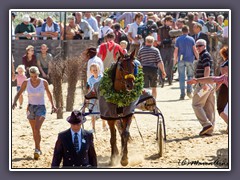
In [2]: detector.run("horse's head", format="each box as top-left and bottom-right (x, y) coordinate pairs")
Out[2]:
(114, 50), (136, 92)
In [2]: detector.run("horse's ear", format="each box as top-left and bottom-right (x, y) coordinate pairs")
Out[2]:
(130, 49), (135, 59)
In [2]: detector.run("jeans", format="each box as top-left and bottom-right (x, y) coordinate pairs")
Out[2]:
(178, 61), (194, 97)
(159, 47), (174, 83)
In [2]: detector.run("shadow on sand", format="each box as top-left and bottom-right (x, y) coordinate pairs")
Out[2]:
(12, 156), (33, 162)
(166, 133), (223, 143)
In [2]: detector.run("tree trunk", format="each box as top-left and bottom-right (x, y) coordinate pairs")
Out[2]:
(66, 79), (77, 111)
(52, 75), (63, 119)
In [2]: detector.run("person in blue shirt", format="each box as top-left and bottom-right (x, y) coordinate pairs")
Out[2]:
(88, 63), (107, 132)
(174, 25), (199, 100)
(41, 16), (60, 40)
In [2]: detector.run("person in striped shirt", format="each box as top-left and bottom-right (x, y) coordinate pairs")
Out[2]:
(137, 35), (166, 99)
(192, 39), (215, 136)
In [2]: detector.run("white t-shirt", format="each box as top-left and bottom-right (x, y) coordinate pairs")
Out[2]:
(128, 21), (143, 44)
(98, 26), (113, 39)
(44, 24), (57, 40)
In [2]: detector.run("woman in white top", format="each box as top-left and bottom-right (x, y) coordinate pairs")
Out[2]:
(12, 66), (57, 160)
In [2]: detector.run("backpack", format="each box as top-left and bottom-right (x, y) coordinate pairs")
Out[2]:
(119, 31), (129, 44)
(114, 30), (129, 44)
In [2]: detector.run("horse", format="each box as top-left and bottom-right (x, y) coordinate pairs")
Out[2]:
(85, 50), (138, 166)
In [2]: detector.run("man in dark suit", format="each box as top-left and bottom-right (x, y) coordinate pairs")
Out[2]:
(192, 22), (210, 52)
(51, 110), (97, 168)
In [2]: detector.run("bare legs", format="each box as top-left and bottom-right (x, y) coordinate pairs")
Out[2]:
(29, 116), (45, 150)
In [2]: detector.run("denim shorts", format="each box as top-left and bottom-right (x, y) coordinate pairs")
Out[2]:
(27, 104), (46, 120)
(17, 86), (21, 92)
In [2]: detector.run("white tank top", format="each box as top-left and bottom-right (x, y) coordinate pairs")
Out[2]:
(27, 78), (45, 105)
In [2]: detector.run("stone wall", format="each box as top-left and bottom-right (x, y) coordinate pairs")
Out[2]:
(12, 39), (98, 68)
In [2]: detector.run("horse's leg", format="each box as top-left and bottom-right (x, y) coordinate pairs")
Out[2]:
(108, 120), (119, 165)
(120, 116), (132, 166)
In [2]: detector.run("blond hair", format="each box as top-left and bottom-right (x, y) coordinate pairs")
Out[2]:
(16, 64), (26, 73)
(41, 44), (48, 49)
(29, 66), (40, 75)
(26, 45), (34, 51)
(145, 35), (154, 44)
(120, 40), (128, 46)
(90, 63), (100, 71)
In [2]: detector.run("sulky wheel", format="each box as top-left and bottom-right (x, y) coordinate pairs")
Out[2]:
(157, 121), (164, 157)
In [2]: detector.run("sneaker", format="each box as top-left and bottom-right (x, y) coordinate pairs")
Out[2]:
(179, 96), (185, 100)
(34, 149), (42, 160)
(187, 92), (193, 99)
(161, 79), (165, 88)
(199, 125), (213, 136)
(168, 79), (172, 85)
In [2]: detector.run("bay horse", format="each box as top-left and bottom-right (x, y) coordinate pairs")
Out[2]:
(85, 50), (138, 166)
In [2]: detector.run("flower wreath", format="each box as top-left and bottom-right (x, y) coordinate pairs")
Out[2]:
(99, 66), (144, 107)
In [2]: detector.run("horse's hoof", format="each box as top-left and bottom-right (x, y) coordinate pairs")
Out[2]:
(121, 158), (128, 166)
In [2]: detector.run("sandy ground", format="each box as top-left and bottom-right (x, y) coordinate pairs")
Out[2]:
(11, 76), (229, 169)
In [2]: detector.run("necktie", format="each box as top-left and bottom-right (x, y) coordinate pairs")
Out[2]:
(74, 133), (79, 152)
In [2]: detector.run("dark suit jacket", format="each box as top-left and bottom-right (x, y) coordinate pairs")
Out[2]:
(51, 128), (97, 168)
(192, 32), (210, 52)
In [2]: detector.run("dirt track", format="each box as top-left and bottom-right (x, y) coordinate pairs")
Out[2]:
(11, 77), (229, 169)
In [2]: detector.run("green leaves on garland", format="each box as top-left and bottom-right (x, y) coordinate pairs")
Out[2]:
(99, 66), (144, 107)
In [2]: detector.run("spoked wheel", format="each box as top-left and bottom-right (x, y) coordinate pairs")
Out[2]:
(157, 121), (164, 157)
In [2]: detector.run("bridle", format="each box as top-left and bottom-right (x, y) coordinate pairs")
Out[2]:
(115, 56), (136, 86)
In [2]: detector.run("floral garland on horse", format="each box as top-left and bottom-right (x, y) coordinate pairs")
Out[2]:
(99, 65), (144, 107)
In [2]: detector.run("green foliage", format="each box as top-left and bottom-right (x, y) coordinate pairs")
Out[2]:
(11, 11), (111, 26)
(99, 66), (144, 107)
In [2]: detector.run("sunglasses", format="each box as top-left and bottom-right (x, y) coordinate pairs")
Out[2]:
(196, 45), (204, 47)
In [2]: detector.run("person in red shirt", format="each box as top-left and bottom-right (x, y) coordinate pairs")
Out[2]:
(97, 32), (125, 70)
(22, 45), (37, 78)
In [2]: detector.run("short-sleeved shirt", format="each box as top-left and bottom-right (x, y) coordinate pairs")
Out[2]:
(22, 55), (37, 69)
(98, 26), (113, 39)
(15, 74), (27, 87)
(88, 75), (102, 88)
(116, 12), (136, 28)
(98, 40), (125, 61)
(15, 22), (36, 40)
(175, 34), (195, 63)
(37, 53), (53, 69)
(85, 16), (99, 32)
(79, 19), (93, 38)
(195, 49), (214, 78)
(128, 21), (143, 44)
(137, 45), (162, 68)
